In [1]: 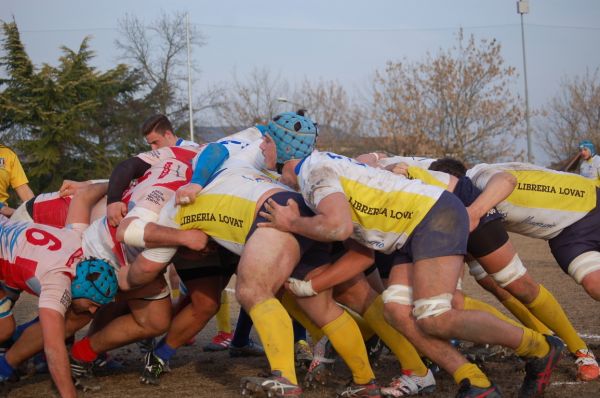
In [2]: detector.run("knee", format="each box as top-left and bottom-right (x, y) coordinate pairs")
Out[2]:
(190, 293), (220, 319)
(136, 310), (171, 336)
(382, 302), (412, 331)
(412, 293), (453, 338)
(582, 273), (600, 301)
(0, 320), (14, 343)
(416, 313), (454, 339)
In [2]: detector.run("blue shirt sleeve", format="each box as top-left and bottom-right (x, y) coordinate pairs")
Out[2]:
(190, 143), (230, 186)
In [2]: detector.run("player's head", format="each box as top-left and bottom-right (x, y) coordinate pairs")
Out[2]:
(71, 258), (118, 307)
(265, 111), (318, 165)
(579, 140), (595, 159)
(141, 114), (178, 149)
(428, 157), (468, 178)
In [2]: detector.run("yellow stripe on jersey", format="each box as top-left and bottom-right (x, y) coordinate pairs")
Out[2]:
(506, 170), (596, 212)
(175, 194), (256, 246)
(340, 176), (436, 236)
(406, 166), (448, 189)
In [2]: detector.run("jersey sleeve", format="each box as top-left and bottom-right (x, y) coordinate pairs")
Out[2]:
(299, 160), (344, 209)
(9, 151), (29, 188)
(37, 271), (72, 316)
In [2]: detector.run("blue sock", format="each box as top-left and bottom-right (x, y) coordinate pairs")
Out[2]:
(0, 355), (14, 379)
(12, 316), (40, 342)
(293, 320), (306, 343)
(231, 309), (253, 347)
(154, 338), (177, 362)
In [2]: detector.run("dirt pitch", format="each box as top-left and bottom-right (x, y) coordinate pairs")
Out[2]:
(3, 233), (600, 397)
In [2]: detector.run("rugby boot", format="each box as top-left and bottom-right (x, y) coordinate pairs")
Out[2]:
(518, 335), (564, 398)
(455, 379), (501, 398)
(336, 379), (381, 398)
(240, 370), (302, 397)
(381, 369), (436, 397)
(203, 331), (233, 352)
(70, 356), (100, 392)
(229, 339), (265, 357)
(140, 350), (170, 385)
(304, 336), (336, 388)
(294, 339), (313, 369)
(574, 348), (599, 381)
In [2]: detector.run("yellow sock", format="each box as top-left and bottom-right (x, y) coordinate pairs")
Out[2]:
(464, 296), (524, 329)
(515, 327), (550, 358)
(216, 290), (231, 333)
(453, 363), (491, 388)
(501, 296), (552, 335)
(323, 311), (375, 384)
(249, 298), (297, 384)
(345, 308), (376, 341)
(363, 295), (428, 376)
(526, 285), (586, 353)
(280, 292), (324, 342)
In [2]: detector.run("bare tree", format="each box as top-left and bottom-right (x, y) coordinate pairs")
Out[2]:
(539, 68), (600, 166)
(369, 30), (524, 163)
(115, 10), (222, 135)
(217, 67), (289, 131)
(292, 78), (365, 154)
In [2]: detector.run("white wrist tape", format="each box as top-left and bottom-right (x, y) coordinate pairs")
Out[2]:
(382, 284), (413, 305)
(123, 218), (148, 247)
(287, 278), (317, 297)
(141, 247), (178, 264)
(89, 179), (109, 184)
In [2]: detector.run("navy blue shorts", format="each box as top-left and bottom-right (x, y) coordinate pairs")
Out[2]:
(376, 191), (469, 275)
(248, 191), (331, 280)
(549, 188), (600, 274)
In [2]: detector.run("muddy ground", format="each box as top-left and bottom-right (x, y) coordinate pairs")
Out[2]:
(3, 233), (600, 397)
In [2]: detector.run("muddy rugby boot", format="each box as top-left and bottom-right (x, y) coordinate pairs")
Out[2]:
(140, 350), (170, 385)
(574, 348), (599, 381)
(455, 379), (501, 398)
(337, 379), (381, 398)
(241, 370), (302, 397)
(70, 356), (100, 392)
(381, 369), (436, 397)
(518, 335), (564, 398)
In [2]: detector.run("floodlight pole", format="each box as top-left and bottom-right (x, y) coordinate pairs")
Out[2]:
(186, 12), (194, 142)
(518, 1), (532, 163)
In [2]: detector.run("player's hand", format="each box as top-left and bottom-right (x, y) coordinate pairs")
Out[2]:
(286, 278), (317, 297)
(0, 205), (14, 217)
(180, 229), (209, 251)
(390, 162), (410, 177)
(257, 198), (300, 232)
(176, 183), (203, 205)
(107, 201), (127, 227)
(59, 179), (89, 197)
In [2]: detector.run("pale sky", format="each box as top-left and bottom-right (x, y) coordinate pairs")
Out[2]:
(2, 0), (600, 164)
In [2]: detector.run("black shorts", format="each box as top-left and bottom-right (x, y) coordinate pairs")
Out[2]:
(172, 243), (238, 282)
(454, 176), (503, 226)
(467, 218), (510, 258)
(248, 191), (331, 280)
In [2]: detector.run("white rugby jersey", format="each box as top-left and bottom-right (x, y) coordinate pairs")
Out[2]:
(377, 156), (436, 170)
(580, 154), (600, 181)
(297, 151), (445, 254)
(0, 216), (84, 315)
(467, 162), (597, 239)
(170, 141), (288, 255)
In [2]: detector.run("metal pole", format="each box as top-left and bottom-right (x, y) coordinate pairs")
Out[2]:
(186, 13), (194, 142)
(518, 2), (532, 163)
